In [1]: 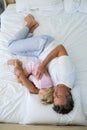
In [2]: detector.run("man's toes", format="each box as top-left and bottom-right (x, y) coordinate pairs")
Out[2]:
(29, 14), (34, 18)
(30, 23), (39, 33)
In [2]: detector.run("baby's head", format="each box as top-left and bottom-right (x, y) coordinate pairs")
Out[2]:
(39, 87), (54, 105)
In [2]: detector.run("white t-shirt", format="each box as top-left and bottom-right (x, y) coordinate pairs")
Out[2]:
(48, 56), (76, 89)
(39, 41), (76, 89)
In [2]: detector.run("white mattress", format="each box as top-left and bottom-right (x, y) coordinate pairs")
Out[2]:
(0, 4), (87, 125)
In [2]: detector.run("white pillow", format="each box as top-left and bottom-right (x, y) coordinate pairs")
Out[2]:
(64, 0), (81, 13)
(78, 0), (87, 13)
(20, 87), (87, 125)
(15, 0), (62, 12)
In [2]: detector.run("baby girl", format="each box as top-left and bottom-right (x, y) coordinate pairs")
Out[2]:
(7, 59), (54, 104)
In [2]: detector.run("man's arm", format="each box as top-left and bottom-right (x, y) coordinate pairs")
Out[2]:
(36, 44), (68, 79)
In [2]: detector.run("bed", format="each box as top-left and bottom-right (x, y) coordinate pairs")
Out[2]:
(0, 0), (87, 129)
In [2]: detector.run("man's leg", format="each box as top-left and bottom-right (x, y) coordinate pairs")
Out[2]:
(25, 14), (39, 33)
(8, 14), (53, 57)
(8, 15), (39, 56)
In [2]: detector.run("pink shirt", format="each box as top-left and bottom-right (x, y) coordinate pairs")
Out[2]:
(26, 61), (53, 89)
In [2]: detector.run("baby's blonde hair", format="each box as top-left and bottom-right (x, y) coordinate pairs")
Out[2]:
(40, 87), (54, 105)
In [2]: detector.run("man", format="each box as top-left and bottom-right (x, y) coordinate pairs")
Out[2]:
(8, 14), (76, 114)
(36, 43), (75, 114)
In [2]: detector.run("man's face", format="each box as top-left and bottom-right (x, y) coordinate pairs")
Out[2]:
(53, 85), (70, 106)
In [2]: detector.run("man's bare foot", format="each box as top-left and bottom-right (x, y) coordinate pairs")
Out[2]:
(24, 14), (34, 21)
(7, 59), (22, 67)
(30, 23), (39, 33)
(25, 14), (39, 31)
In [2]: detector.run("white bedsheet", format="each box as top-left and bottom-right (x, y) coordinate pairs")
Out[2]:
(0, 4), (87, 125)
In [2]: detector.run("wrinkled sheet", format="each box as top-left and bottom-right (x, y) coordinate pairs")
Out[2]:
(0, 4), (87, 125)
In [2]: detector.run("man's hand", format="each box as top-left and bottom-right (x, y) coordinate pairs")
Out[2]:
(36, 65), (48, 80)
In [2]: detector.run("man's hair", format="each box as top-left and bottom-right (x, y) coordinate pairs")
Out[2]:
(53, 92), (74, 114)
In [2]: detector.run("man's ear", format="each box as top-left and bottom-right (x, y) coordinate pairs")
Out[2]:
(66, 90), (70, 96)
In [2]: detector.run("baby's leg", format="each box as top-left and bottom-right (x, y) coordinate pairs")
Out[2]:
(7, 59), (22, 67)
(19, 74), (39, 94)
(14, 66), (30, 77)
(14, 67), (24, 84)
(16, 76), (23, 84)
(23, 67), (30, 77)
(14, 66), (24, 77)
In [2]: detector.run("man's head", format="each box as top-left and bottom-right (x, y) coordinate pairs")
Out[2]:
(39, 87), (54, 105)
(53, 84), (74, 114)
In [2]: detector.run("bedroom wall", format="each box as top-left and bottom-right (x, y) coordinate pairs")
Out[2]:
(5, 0), (15, 5)
(0, 0), (4, 14)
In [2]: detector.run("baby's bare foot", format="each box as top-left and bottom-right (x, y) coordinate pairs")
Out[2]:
(7, 59), (16, 65)
(7, 59), (22, 67)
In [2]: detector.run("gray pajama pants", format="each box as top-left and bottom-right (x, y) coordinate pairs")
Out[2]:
(8, 26), (54, 57)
